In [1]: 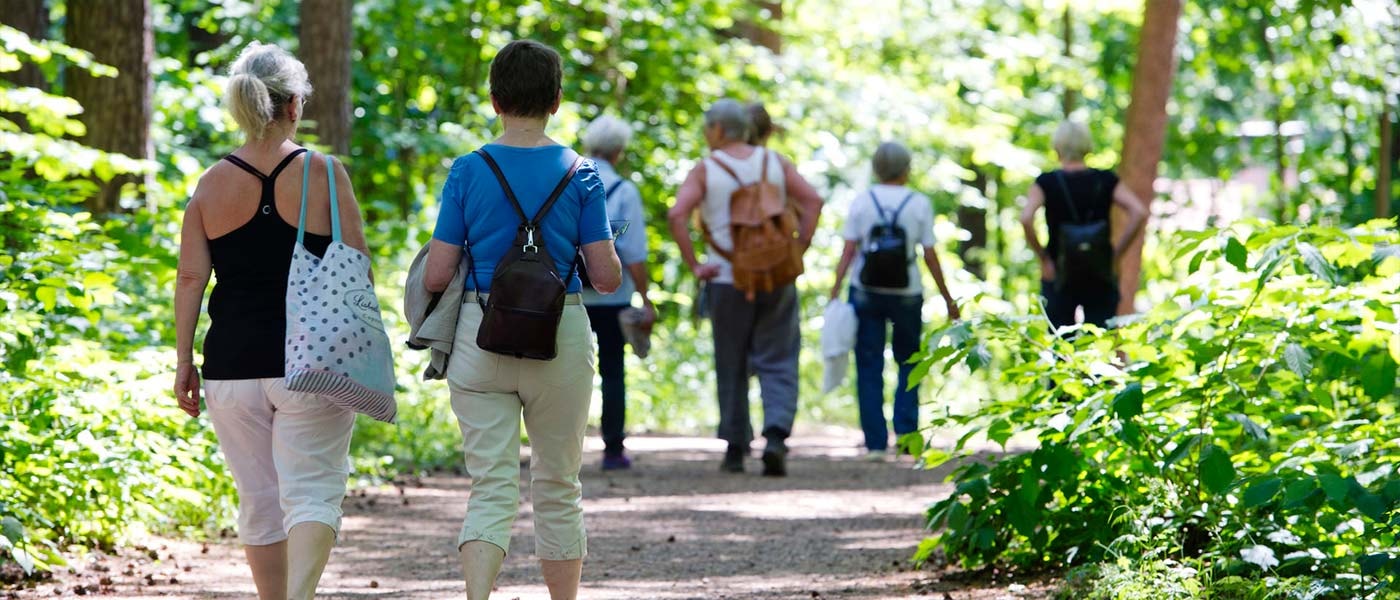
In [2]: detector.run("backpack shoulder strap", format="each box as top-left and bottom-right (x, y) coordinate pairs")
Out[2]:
(1054, 170), (1083, 224)
(707, 153), (745, 185)
(531, 154), (585, 227)
(889, 192), (915, 224)
(868, 190), (891, 224)
(604, 179), (625, 199)
(473, 149), (530, 224)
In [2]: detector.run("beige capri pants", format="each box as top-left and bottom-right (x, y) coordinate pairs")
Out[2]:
(447, 301), (595, 560)
(203, 378), (356, 546)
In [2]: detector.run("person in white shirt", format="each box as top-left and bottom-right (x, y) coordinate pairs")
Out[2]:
(578, 115), (655, 471)
(830, 141), (959, 459)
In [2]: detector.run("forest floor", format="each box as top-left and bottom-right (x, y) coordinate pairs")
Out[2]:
(9, 428), (1057, 599)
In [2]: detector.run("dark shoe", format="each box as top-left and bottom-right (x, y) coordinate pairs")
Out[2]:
(601, 452), (632, 471)
(721, 446), (745, 473)
(761, 439), (787, 477)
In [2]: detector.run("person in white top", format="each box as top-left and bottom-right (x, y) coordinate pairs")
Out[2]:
(578, 115), (655, 471)
(667, 98), (824, 477)
(830, 141), (959, 459)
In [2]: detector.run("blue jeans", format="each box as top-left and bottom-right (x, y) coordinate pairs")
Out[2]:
(849, 286), (922, 451)
(585, 305), (627, 456)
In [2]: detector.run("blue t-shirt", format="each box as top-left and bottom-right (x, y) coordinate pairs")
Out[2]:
(433, 144), (612, 293)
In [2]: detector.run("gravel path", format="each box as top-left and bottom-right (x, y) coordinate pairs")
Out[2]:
(11, 430), (1054, 599)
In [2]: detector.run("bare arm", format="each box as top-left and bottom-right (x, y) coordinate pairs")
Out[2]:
(423, 239), (462, 293)
(581, 239), (622, 294)
(174, 192), (212, 418)
(923, 245), (960, 320)
(666, 162), (719, 280)
(829, 240), (859, 299)
(780, 156), (823, 248)
(1020, 183), (1047, 259)
(1111, 181), (1148, 257)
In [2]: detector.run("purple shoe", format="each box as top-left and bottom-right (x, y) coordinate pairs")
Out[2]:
(601, 453), (632, 471)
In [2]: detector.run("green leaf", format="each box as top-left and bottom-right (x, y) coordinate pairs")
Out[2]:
(1188, 250), (1208, 274)
(1319, 473), (1351, 503)
(1296, 241), (1337, 284)
(1199, 444), (1236, 495)
(1242, 477), (1283, 508)
(1112, 383), (1144, 420)
(1361, 353), (1397, 399)
(987, 419), (1014, 448)
(965, 342), (992, 372)
(1282, 343), (1311, 378)
(1226, 413), (1269, 440)
(1359, 553), (1391, 576)
(1225, 236), (1248, 271)
(1355, 493), (1387, 521)
(1163, 434), (1202, 469)
(1282, 478), (1316, 507)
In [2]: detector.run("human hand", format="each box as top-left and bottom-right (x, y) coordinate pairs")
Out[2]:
(639, 301), (658, 331)
(692, 262), (721, 281)
(1038, 256), (1057, 282)
(174, 361), (201, 418)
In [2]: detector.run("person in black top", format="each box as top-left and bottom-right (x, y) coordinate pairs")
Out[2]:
(1019, 120), (1147, 331)
(173, 42), (371, 600)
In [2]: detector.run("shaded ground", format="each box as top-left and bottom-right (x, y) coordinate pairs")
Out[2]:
(10, 429), (1055, 599)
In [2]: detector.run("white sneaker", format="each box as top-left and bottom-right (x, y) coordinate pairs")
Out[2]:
(863, 450), (888, 462)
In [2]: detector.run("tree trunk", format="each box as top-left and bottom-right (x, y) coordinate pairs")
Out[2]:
(300, 0), (353, 155)
(1062, 4), (1076, 117)
(1379, 98), (1393, 220)
(1, 0), (48, 90)
(957, 163), (989, 279)
(1115, 0), (1181, 315)
(65, 0), (152, 214)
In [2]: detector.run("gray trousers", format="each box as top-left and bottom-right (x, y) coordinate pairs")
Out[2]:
(707, 283), (800, 447)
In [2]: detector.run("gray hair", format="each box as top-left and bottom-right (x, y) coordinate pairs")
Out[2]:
(1052, 120), (1092, 161)
(581, 114), (632, 160)
(703, 98), (751, 143)
(225, 42), (312, 140)
(872, 141), (912, 182)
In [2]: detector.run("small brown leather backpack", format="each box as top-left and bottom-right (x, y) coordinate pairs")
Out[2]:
(700, 149), (804, 300)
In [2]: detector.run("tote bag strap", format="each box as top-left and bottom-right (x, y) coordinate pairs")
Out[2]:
(297, 150), (344, 245)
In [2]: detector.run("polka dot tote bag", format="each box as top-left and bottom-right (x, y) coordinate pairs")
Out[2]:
(284, 152), (397, 423)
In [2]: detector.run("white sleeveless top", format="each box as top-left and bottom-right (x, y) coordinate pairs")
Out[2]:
(701, 148), (786, 285)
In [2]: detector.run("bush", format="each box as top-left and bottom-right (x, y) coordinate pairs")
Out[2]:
(913, 221), (1400, 597)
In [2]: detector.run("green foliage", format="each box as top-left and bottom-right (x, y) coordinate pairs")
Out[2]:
(914, 221), (1400, 595)
(1, 31), (232, 576)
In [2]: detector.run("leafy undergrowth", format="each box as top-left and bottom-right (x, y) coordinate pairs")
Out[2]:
(914, 221), (1400, 599)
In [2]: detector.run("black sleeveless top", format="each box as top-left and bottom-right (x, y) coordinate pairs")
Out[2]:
(1035, 168), (1119, 260)
(202, 148), (331, 380)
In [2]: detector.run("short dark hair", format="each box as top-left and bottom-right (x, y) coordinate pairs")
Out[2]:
(489, 40), (563, 119)
(746, 102), (773, 145)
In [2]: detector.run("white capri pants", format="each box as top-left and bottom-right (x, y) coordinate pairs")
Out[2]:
(204, 378), (356, 546)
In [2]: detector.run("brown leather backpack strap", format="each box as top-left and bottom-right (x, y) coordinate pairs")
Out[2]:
(708, 153), (745, 185)
(699, 219), (734, 261)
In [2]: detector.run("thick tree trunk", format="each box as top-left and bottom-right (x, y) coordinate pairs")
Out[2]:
(957, 163), (989, 279)
(1, 0), (48, 90)
(1115, 0), (1181, 315)
(1379, 99), (1392, 220)
(65, 0), (152, 214)
(300, 0), (353, 155)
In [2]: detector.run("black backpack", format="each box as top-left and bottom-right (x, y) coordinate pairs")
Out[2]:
(1052, 170), (1114, 291)
(858, 191), (915, 289)
(467, 149), (583, 360)
(578, 179), (625, 291)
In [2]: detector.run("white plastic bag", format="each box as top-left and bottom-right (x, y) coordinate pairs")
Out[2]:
(821, 300), (857, 393)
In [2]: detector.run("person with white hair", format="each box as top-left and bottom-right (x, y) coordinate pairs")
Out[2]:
(667, 98), (824, 477)
(1019, 120), (1148, 331)
(829, 141), (959, 460)
(578, 114), (655, 471)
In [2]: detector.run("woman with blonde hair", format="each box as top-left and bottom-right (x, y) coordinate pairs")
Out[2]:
(1019, 120), (1147, 330)
(173, 42), (371, 600)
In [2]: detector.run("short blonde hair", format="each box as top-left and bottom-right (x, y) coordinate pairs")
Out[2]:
(581, 115), (632, 160)
(1052, 120), (1092, 161)
(225, 42), (311, 140)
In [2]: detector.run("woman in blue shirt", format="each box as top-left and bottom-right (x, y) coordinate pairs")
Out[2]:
(422, 40), (621, 600)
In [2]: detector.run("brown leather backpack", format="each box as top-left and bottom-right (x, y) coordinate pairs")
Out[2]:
(467, 149), (583, 360)
(700, 149), (804, 300)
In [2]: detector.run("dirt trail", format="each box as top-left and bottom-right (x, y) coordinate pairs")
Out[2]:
(13, 430), (1053, 599)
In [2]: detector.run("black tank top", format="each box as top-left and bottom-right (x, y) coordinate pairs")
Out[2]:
(202, 148), (331, 380)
